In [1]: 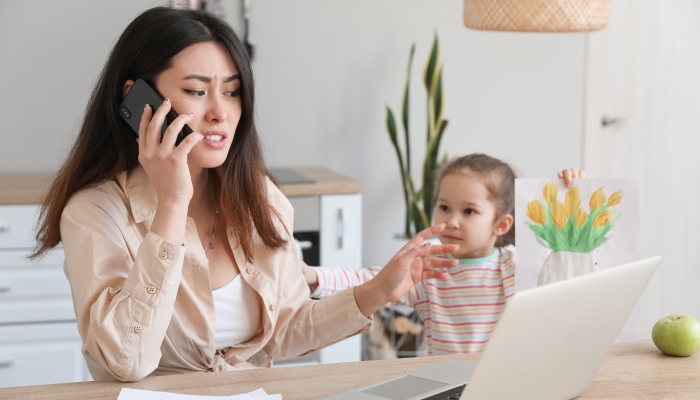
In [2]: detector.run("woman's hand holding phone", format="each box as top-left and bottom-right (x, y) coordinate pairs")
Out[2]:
(138, 99), (204, 246)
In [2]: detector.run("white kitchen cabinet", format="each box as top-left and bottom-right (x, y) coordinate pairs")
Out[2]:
(0, 322), (88, 387)
(0, 204), (87, 388)
(320, 194), (362, 268)
(318, 193), (362, 364)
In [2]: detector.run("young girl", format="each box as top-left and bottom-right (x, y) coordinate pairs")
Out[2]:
(303, 154), (586, 355)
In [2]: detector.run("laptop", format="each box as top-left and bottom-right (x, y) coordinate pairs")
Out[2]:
(323, 256), (661, 400)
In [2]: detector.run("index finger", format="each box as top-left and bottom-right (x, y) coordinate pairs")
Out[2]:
(563, 169), (573, 188)
(397, 240), (433, 262)
(138, 104), (152, 154)
(400, 224), (447, 255)
(147, 100), (172, 148)
(429, 244), (460, 256)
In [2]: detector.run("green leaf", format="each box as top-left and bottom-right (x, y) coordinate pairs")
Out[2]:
(422, 119), (448, 224)
(387, 107), (412, 238)
(424, 34), (440, 142)
(411, 200), (428, 233)
(423, 34), (440, 95)
(433, 66), (444, 128)
(402, 44), (415, 171)
(386, 107), (398, 145)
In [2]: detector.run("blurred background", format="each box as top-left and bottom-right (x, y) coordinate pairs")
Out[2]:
(0, 0), (586, 266)
(0, 0), (699, 385)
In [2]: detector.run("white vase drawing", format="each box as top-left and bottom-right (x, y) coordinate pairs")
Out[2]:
(537, 251), (597, 286)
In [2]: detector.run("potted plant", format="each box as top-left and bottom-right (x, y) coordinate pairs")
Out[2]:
(525, 183), (623, 285)
(368, 34), (448, 361)
(386, 34), (448, 240)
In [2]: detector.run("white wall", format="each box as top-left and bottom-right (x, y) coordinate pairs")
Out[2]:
(250, 1), (586, 265)
(0, 1), (585, 267)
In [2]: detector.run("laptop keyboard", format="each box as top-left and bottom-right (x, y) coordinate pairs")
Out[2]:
(423, 384), (466, 400)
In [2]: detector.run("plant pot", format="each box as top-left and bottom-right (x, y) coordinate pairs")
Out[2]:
(537, 251), (597, 286)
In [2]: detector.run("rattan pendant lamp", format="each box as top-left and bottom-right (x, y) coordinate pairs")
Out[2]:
(463, 0), (610, 32)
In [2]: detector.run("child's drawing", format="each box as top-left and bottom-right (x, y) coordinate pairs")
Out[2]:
(525, 183), (624, 285)
(515, 178), (640, 341)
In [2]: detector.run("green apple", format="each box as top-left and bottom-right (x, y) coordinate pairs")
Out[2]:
(651, 314), (700, 357)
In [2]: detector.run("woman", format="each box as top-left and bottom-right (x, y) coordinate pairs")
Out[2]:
(31, 7), (459, 381)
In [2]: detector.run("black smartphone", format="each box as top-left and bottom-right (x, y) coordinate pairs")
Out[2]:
(118, 79), (193, 146)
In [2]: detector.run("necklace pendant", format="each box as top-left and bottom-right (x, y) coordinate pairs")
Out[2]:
(209, 242), (215, 250)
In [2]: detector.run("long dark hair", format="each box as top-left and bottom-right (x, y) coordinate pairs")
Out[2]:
(437, 153), (517, 247)
(31, 7), (286, 262)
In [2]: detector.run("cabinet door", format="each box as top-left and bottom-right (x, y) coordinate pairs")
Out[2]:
(0, 249), (74, 324)
(0, 322), (87, 388)
(319, 194), (361, 268)
(0, 205), (40, 250)
(319, 194), (362, 363)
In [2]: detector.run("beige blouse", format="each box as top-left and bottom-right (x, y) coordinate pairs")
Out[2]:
(60, 165), (371, 381)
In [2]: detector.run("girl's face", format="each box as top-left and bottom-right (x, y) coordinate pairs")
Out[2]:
(153, 41), (242, 169)
(433, 172), (511, 258)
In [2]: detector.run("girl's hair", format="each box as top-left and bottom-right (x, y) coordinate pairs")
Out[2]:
(31, 7), (286, 262)
(437, 153), (517, 247)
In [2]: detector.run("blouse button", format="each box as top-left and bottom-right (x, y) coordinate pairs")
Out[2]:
(147, 285), (157, 294)
(246, 267), (254, 274)
(158, 251), (168, 260)
(134, 325), (143, 333)
(270, 304), (277, 311)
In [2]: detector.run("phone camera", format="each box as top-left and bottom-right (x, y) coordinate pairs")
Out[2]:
(120, 106), (131, 119)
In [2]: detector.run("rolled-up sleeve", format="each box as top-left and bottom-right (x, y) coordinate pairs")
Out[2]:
(265, 261), (372, 361)
(61, 189), (184, 381)
(260, 181), (372, 361)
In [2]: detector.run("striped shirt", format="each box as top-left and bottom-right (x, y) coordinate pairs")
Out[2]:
(310, 245), (516, 355)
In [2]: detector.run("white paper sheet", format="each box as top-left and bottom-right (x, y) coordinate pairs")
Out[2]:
(514, 178), (641, 341)
(117, 388), (281, 400)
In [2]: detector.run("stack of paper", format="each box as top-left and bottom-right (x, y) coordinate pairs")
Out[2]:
(117, 388), (282, 400)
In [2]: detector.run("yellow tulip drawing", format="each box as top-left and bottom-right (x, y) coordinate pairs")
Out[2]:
(525, 182), (624, 254)
(590, 188), (606, 210)
(608, 191), (623, 206)
(526, 200), (546, 225)
(593, 210), (612, 228)
(543, 182), (558, 203)
(551, 202), (567, 229)
(565, 187), (581, 218)
(575, 208), (588, 227)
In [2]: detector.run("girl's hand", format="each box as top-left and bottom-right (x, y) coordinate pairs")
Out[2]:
(353, 224), (459, 317)
(301, 262), (318, 288)
(137, 100), (204, 208)
(557, 168), (588, 188)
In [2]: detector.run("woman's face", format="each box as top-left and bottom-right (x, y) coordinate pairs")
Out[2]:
(153, 41), (242, 169)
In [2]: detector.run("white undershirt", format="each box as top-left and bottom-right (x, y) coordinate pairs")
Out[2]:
(212, 275), (261, 350)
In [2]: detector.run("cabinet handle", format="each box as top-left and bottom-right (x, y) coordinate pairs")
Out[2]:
(0, 284), (10, 293)
(0, 225), (9, 233)
(337, 208), (344, 250)
(0, 359), (14, 368)
(298, 240), (313, 250)
(601, 115), (634, 128)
